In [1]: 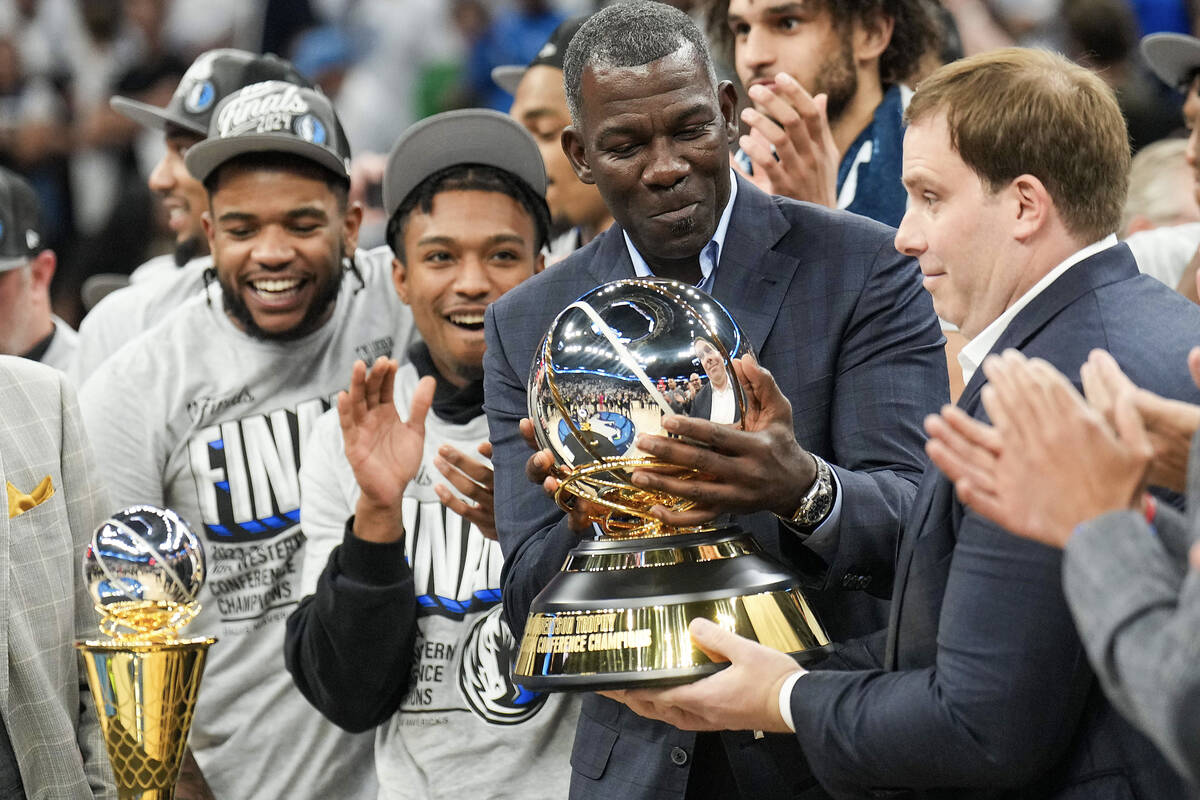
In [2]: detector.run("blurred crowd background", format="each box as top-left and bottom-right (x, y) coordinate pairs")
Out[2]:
(1, 0), (1197, 326)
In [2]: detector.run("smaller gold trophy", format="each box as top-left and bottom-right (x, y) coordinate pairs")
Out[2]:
(77, 505), (215, 800)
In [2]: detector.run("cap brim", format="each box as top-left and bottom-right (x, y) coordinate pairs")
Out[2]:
(185, 134), (350, 184)
(383, 108), (547, 219)
(1142, 33), (1200, 89)
(491, 65), (526, 96)
(0, 256), (29, 272)
(110, 96), (207, 135)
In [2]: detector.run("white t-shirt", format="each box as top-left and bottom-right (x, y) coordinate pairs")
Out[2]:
(300, 361), (578, 800)
(78, 246), (415, 800)
(71, 257), (210, 385)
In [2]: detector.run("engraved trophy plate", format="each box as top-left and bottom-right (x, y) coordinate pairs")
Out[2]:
(517, 279), (830, 689)
(77, 505), (216, 800)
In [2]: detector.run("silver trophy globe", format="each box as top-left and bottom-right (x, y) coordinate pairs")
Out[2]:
(515, 278), (830, 690)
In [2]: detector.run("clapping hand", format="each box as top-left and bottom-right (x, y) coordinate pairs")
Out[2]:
(734, 72), (840, 208)
(924, 350), (1152, 549)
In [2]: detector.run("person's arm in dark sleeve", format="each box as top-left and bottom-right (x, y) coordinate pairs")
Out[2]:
(285, 516), (418, 733)
(803, 241), (949, 598)
(790, 509), (1092, 795)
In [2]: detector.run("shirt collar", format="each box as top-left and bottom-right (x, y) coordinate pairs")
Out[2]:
(959, 234), (1118, 386)
(623, 170), (738, 293)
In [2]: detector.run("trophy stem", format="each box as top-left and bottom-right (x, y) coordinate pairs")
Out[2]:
(77, 638), (215, 800)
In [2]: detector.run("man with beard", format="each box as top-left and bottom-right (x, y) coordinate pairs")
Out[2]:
(71, 49), (312, 384)
(77, 81), (415, 800)
(286, 108), (580, 799)
(494, 16), (614, 263)
(705, 0), (937, 228)
(484, 4), (946, 798)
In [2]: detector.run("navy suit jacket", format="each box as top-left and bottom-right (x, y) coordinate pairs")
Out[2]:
(484, 176), (947, 799)
(791, 244), (1199, 799)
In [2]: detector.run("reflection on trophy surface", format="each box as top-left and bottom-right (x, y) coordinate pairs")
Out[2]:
(515, 278), (830, 690)
(77, 505), (215, 800)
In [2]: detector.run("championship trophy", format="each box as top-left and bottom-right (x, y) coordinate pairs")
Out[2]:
(515, 278), (830, 690)
(77, 505), (215, 799)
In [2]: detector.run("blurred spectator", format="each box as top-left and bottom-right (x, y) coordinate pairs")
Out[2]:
(0, 35), (71, 249)
(0, 165), (76, 371)
(1064, 0), (1183, 152)
(333, 0), (461, 154)
(1123, 138), (1200, 236)
(1123, 138), (1200, 289)
(465, 0), (565, 111)
(1141, 32), (1200, 301)
(493, 15), (613, 263)
(289, 24), (354, 97)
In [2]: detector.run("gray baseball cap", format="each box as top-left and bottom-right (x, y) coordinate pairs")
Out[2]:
(1142, 33), (1200, 90)
(383, 108), (547, 220)
(0, 167), (42, 272)
(111, 49), (311, 136)
(184, 81), (352, 184)
(491, 16), (589, 95)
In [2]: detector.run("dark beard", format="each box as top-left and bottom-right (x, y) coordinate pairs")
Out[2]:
(815, 32), (858, 125)
(220, 261), (345, 342)
(173, 235), (206, 267)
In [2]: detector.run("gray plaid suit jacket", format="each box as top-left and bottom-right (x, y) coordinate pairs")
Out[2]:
(0, 356), (115, 799)
(483, 175), (948, 799)
(1064, 430), (1200, 789)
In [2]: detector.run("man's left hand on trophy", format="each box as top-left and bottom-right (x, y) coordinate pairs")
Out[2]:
(627, 353), (819, 526)
(519, 417), (606, 532)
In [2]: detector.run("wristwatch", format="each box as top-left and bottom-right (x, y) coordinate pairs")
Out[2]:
(777, 454), (836, 531)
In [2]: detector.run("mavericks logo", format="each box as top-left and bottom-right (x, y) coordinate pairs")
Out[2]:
(459, 606), (546, 725)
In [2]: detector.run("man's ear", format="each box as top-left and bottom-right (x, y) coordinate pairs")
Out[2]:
(1010, 174), (1053, 241)
(562, 126), (594, 185)
(201, 209), (216, 251)
(717, 80), (739, 144)
(392, 255), (409, 305)
(28, 250), (56, 290)
(342, 200), (365, 257)
(853, 12), (895, 65)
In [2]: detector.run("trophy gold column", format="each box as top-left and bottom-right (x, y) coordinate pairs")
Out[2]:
(517, 279), (830, 690)
(77, 505), (216, 800)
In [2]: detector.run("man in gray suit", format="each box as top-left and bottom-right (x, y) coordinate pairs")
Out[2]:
(483, 3), (946, 798)
(0, 355), (115, 798)
(924, 347), (1200, 788)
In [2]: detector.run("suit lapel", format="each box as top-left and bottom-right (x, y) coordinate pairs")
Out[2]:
(885, 244), (1138, 669)
(708, 177), (797, 354)
(583, 225), (639, 288)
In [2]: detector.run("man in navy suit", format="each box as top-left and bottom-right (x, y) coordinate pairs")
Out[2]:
(612, 48), (1200, 799)
(482, 3), (947, 798)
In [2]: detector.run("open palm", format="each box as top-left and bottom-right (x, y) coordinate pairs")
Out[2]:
(339, 357), (435, 512)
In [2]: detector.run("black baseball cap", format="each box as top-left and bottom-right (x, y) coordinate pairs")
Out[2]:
(383, 108), (547, 220)
(184, 81), (352, 184)
(491, 16), (589, 95)
(111, 49), (311, 136)
(0, 167), (42, 272)
(1142, 33), (1200, 90)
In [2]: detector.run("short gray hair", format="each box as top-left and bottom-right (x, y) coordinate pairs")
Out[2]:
(1120, 138), (1197, 236)
(563, 1), (719, 127)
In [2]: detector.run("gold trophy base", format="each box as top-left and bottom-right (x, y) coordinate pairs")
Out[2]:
(77, 637), (215, 800)
(514, 528), (830, 690)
